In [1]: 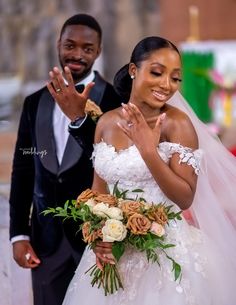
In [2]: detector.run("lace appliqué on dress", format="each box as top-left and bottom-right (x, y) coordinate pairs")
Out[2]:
(159, 142), (203, 175)
(92, 141), (203, 178)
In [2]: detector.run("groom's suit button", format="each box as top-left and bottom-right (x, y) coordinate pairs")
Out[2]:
(58, 178), (63, 183)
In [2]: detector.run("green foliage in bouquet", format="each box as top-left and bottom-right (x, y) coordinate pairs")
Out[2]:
(42, 182), (182, 295)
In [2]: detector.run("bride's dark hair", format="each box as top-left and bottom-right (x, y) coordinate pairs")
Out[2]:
(113, 36), (180, 102)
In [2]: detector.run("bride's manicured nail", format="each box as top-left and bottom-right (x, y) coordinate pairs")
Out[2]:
(160, 113), (166, 120)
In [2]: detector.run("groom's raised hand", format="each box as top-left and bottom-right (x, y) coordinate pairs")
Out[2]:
(47, 66), (94, 121)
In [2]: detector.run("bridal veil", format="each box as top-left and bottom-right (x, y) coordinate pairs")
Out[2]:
(168, 91), (236, 271)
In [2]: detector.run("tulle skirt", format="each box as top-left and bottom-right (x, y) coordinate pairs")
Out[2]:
(62, 220), (236, 305)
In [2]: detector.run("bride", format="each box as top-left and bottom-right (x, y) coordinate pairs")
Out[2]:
(60, 36), (236, 305)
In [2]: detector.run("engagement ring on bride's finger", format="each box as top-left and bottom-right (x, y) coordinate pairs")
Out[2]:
(127, 122), (133, 127)
(25, 253), (31, 260)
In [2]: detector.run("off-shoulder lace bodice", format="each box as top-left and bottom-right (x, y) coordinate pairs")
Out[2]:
(92, 141), (203, 206)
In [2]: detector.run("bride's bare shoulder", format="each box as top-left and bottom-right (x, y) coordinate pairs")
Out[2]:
(164, 105), (198, 149)
(95, 107), (122, 141)
(97, 107), (122, 128)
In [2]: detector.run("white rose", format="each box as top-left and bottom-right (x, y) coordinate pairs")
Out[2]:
(92, 202), (109, 217)
(106, 207), (123, 220)
(102, 219), (127, 242)
(84, 198), (96, 211)
(150, 222), (165, 237)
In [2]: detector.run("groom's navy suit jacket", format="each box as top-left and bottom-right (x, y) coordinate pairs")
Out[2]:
(9, 71), (121, 257)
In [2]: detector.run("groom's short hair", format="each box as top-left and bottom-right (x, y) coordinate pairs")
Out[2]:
(59, 14), (102, 43)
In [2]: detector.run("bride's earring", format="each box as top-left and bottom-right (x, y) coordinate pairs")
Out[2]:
(130, 75), (135, 79)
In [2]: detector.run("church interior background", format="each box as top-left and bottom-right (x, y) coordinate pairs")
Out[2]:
(0, 0), (236, 304)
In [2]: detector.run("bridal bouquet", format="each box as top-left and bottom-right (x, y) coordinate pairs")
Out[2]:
(43, 183), (182, 295)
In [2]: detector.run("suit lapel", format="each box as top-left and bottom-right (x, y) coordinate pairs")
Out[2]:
(89, 72), (106, 106)
(58, 134), (83, 175)
(36, 90), (59, 174)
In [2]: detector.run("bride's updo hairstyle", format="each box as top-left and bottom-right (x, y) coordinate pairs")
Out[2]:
(113, 36), (180, 102)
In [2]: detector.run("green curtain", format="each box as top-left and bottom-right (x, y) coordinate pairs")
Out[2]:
(181, 52), (215, 122)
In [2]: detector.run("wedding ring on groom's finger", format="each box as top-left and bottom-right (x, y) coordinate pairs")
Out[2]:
(25, 253), (31, 261)
(56, 88), (61, 93)
(127, 122), (133, 127)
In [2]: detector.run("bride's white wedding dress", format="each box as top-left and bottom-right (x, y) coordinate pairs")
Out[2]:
(63, 141), (235, 305)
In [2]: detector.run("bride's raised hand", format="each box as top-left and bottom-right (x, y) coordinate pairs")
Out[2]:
(118, 102), (166, 153)
(46, 66), (94, 120)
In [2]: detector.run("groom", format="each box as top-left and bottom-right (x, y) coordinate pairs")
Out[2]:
(9, 14), (121, 305)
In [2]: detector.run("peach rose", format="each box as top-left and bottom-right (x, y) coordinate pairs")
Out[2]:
(147, 205), (168, 226)
(76, 189), (98, 205)
(94, 193), (117, 207)
(126, 213), (151, 235)
(82, 222), (103, 243)
(82, 222), (97, 243)
(120, 200), (143, 216)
